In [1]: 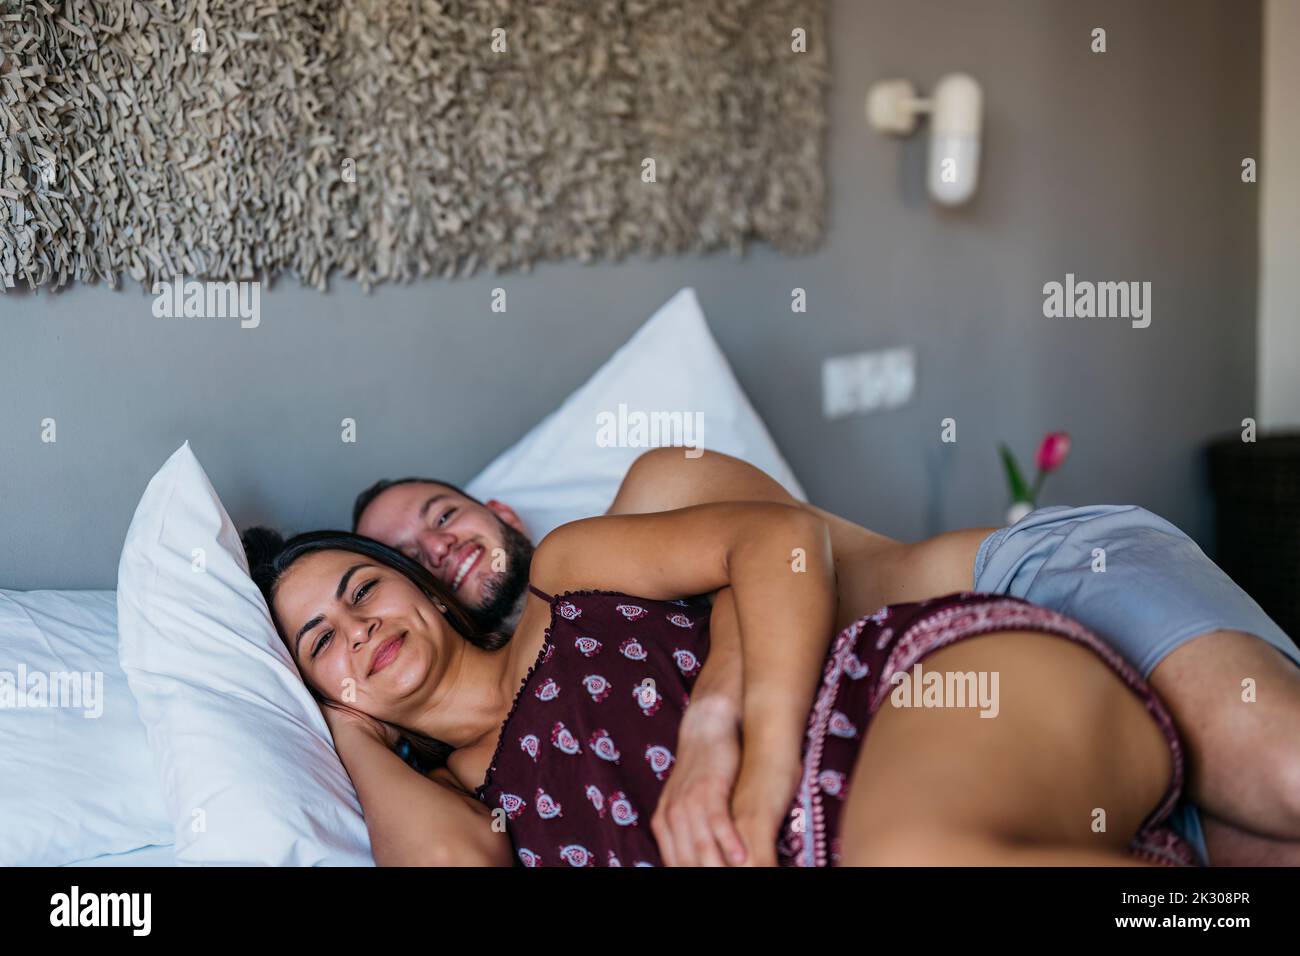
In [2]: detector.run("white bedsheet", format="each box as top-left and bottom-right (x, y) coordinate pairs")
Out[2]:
(64, 843), (178, 867)
(0, 589), (172, 865)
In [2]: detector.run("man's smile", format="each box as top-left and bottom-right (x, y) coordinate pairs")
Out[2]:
(448, 543), (484, 592)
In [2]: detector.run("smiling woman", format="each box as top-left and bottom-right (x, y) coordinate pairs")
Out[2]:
(242, 527), (511, 778)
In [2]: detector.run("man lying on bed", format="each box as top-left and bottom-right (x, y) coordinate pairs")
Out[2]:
(351, 449), (1300, 867)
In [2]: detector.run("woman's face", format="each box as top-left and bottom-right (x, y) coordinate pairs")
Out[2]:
(273, 549), (456, 721)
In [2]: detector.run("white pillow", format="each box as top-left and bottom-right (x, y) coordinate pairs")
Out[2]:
(467, 287), (806, 538)
(0, 589), (172, 865)
(116, 442), (373, 865)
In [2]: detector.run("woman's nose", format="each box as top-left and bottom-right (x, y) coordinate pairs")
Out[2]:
(349, 614), (379, 649)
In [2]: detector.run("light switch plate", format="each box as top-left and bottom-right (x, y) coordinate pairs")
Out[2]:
(822, 347), (916, 419)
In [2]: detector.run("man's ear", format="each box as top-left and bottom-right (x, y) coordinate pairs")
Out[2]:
(485, 498), (529, 537)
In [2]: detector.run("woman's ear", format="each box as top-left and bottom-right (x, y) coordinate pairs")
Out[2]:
(485, 498), (529, 537)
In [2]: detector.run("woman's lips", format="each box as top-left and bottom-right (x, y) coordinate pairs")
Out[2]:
(368, 633), (405, 676)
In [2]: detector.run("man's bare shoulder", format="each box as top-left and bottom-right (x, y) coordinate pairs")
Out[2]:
(608, 448), (796, 515)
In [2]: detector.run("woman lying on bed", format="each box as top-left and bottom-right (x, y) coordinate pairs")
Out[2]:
(242, 500), (1193, 868)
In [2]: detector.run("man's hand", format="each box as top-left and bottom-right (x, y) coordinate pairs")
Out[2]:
(729, 749), (801, 868)
(651, 695), (747, 866)
(651, 586), (750, 865)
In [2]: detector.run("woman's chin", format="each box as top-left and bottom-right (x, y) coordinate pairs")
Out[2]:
(368, 659), (428, 700)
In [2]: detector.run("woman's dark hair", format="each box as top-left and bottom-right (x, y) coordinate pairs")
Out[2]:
(241, 525), (509, 771)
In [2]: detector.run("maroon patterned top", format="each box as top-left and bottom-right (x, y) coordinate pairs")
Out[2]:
(475, 586), (1194, 867)
(475, 587), (710, 867)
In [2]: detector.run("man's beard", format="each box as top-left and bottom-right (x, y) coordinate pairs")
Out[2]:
(470, 519), (535, 633)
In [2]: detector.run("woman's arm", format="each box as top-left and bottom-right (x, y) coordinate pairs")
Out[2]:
(325, 707), (511, 867)
(532, 501), (836, 862)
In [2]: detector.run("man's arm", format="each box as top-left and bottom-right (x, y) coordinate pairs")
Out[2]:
(530, 502), (835, 770)
(531, 500), (836, 865)
(609, 447), (802, 516)
(608, 449), (805, 712)
(613, 449), (990, 619)
(604, 451), (822, 865)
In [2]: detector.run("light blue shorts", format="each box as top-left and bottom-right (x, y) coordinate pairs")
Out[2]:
(973, 504), (1300, 865)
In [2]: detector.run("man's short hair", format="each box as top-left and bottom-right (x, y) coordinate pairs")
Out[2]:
(352, 477), (481, 532)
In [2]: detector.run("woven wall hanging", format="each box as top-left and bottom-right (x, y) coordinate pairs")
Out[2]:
(0, 0), (827, 292)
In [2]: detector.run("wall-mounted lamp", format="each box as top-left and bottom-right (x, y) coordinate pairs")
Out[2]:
(866, 74), (983, 206)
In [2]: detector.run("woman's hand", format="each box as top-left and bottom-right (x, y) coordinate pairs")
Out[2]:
(729, 748), (802, 868)
(652, 695), (746, 866)
(321, 699), (402, 751)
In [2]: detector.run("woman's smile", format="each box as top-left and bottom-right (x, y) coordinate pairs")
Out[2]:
(368, 632), (406, 677)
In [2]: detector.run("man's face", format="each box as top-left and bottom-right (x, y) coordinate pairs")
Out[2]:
(356, 482), (532, 627)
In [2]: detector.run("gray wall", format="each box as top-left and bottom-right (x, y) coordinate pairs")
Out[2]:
(1260, 0), (1300, 426)
(1, 0), (1262, 590)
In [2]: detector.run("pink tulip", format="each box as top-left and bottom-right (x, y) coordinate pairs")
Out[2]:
(1035, 432), (1071, 473)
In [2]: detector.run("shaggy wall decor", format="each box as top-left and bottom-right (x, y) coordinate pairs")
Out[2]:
(0, 0), (828, 292)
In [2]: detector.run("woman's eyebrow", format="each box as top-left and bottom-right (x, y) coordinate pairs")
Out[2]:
(336, 563), (374, 600)
(294, 615), (325, 655)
